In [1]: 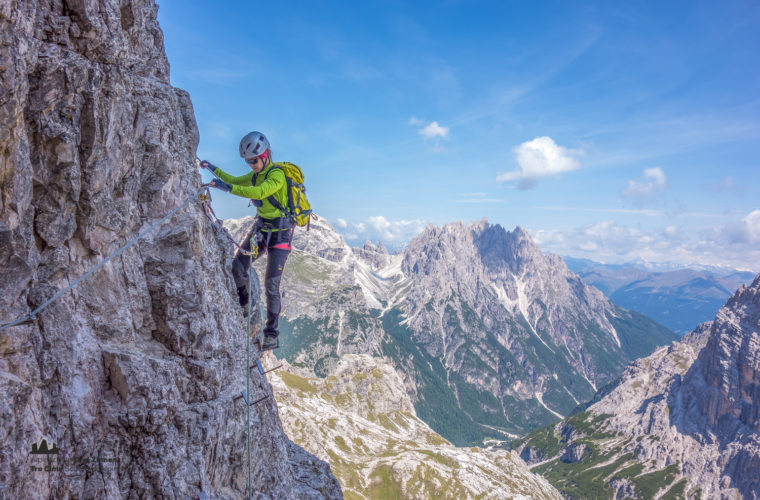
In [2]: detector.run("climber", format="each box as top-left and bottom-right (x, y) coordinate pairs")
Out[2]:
(199, 131), (291, 351)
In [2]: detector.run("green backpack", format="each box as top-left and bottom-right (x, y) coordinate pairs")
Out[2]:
(263, 162), (313, 228)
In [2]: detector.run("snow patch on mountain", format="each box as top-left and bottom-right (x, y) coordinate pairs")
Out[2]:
(353, 259), (385, 310)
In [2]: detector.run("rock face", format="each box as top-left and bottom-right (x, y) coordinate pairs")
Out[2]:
(516, 274), (760, 499)
(559, 443), (588, 464)
(396, 221), (676, 433)
(352, 240), (391, 270)
(682, 276), (760, 436)
(270, 354), (563, 500)
(0, 2), (340, 498)
(259, 217), (677, 445)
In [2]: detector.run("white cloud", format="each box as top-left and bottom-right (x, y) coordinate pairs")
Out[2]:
(496, 136), (582, 189)
(334, 218), (347, 228)
(333, 216), (428, 251)
(744, 210), (760, 241)
(409, 117), (450, 141)
(723, 209), (760, 245)
(532, 210), (760, 271)
(419, 121), (449, 139)
(622, 167), (666, 200)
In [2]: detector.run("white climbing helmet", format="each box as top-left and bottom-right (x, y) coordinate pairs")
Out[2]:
(239, 131), (270, 160)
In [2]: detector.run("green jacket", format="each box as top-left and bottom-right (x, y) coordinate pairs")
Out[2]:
(211, 162), (288, 220)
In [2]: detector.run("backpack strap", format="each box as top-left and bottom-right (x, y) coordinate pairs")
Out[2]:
(251, 165), (294, 221)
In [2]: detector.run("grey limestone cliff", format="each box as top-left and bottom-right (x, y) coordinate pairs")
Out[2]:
(517, 274), (760, 499)
(0, 1), (340, 498)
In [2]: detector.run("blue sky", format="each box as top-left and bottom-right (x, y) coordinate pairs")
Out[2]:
(157, 0), (760, 271)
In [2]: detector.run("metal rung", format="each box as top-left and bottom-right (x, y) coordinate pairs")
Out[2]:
(252, 359), (283, 375)
(235, 390), (269, 407)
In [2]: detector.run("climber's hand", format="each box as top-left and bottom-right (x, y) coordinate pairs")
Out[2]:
(198, 159), (217, 172)
(209, 179), (232, 192)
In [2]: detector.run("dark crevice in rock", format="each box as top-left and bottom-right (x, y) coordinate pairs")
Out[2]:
(119, 3), (135, 32)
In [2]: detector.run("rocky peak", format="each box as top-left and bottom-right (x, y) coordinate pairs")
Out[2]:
(352, 239), (390, 269)
(518, 273), (760, 499)
(403, 220), (543, 278)
(401, 219), (610, 326)
(291, 217), (349, 263)
(474, 222), (542, 274)
(683, 272), (760, 437)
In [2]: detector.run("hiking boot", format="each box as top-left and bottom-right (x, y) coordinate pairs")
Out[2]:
(260, 335), (279, 351)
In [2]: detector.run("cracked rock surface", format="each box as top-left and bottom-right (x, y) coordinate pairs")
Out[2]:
(0, 1), (340, 498)
(518, 274), (760, 499)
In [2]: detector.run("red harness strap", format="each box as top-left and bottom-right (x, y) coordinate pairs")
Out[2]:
(271, 242), (292, 250)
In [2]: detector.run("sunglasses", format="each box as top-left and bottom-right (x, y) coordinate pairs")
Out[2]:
(245, 150), (269, 166)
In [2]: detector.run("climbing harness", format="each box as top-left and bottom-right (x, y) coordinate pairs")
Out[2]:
(0, 185), (210, 332)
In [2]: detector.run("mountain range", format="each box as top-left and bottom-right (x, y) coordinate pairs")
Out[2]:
(10, 0), (756, 498)
(228, 216), (678, 446)
(565, 257), (756, 335)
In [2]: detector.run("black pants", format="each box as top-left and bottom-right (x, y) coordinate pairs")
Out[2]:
(232, 221), (293, 338)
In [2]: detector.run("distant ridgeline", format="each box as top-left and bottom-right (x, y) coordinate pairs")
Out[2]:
(565, 257), (756, 335)
(232, 217), (678, 446)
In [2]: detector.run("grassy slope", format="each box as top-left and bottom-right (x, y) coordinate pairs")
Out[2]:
(514, 411), (686, 499)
